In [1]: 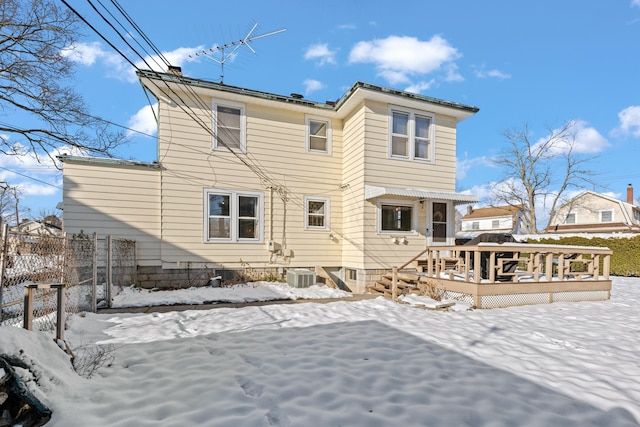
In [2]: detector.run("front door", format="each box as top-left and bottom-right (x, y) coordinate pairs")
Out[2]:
(427, 201), (451, 246)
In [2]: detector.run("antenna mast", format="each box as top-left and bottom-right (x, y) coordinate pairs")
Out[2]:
(189, 23), (286, 83)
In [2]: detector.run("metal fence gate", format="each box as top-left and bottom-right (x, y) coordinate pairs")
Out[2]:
(0, 225), (136, 332)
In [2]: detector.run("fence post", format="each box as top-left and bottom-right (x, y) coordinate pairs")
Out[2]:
(0, 223), (9, 323)
(107, 234), (113, 308)
(392, 266), (398, 300)
(56, 284), (65, 341)
(92, 233), (98, 313)
(23, 286), (34, 330)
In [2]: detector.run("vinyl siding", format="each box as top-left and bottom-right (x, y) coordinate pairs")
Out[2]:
(62, 161), (161, 265)
(157, 92), (343, 268)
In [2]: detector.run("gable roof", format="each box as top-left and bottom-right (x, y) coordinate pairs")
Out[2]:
(560, 190), (637, 225)
(461, 205), (522, 220)
(137, 70), (480, 122)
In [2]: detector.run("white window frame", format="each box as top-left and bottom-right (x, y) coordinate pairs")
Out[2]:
(304, 196), (330, 230)
(388, 105), (435, 162)
(212, 100), (246, 153)
(203, 188), (263, 243)
(565, 212), (576, 224)
(600, 210), (613, 223)
(376, 199), (419, 235)
(471, 221), (480, 230)
(305, 115), (332, 155)
(491, 219), (500, 229)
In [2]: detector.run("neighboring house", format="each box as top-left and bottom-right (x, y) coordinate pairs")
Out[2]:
(11, 220), (63, 236)
(546, 185), (640, 234)
(459, 205), (530, 235)
(59, 68), (479, 292)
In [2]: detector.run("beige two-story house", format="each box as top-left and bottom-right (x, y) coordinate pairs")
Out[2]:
(546, 185), (640, 234)
(59, 68), (479, 292)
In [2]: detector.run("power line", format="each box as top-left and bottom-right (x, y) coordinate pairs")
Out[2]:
(0, 166), (61, 189)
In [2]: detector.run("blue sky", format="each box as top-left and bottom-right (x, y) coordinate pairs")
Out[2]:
(3, 0), (640, 221)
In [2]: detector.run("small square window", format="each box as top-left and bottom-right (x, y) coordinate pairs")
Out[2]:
(491, 220), (500, 229)
(381, 204), (413, 232)
(565, 213), (576, 224)
(600, 210), (612, 223)
(304, 196), (330, 230)
(472, 221), (479, 230)
(346, 269), (357, 281)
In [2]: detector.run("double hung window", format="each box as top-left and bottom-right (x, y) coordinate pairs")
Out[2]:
(304, 196), (330, 230)
(213, 102), (246, 152)
(389, 107), (433, 161)
(205, 189), (262, 242)
(306, 116), (331, 154)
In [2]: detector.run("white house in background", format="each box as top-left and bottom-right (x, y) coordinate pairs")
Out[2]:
(546, 185), (640, 234)
(59, 68), (479, 292)
(11, 220), (63, 236)
(459, 205), (530, 235)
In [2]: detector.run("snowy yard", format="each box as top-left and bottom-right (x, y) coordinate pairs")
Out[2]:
(2, 278), (640, 426)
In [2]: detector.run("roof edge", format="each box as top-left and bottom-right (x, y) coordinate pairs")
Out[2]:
(57, 155), (160, 169)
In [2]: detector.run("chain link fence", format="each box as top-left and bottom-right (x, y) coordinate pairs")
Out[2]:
(0, 226), (136, 334)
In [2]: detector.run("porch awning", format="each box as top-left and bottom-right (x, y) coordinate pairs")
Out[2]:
(364, 185), (479, 205)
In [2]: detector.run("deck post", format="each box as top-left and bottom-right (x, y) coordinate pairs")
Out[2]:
(391, 267), (398, 300)
(545, 253), (553, 282)
(23, 286), (34, 331)
(473, 250), (481, 284)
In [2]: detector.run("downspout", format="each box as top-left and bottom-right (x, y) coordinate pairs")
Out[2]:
(269, 187), (274, 242)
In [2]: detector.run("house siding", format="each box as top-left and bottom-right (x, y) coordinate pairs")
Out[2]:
(157, 89), (343, 269)
(61, 76), (478, 291)
(61, 161), (161, 265)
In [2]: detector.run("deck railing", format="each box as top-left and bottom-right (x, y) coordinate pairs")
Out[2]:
(414, 242), (613, 308)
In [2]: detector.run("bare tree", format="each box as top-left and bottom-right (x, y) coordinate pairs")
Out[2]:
(492, 121), (597, 233)
(0, 0), (125, 164)
(0, 183), (21, 225)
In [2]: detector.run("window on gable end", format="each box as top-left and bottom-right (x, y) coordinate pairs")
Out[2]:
(389, 107), (434, 161)
(600, 210), (613, 223)
(306, 116), (331, 154)
(213, 102), (246, 152)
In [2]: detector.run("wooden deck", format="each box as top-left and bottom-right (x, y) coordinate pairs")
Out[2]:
(368, 243), (613, 309)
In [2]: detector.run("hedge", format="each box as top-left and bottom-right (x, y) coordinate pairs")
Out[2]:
(526, 235), (640, 277)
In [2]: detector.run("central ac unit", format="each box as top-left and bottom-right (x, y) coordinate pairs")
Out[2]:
(286, 269), (316, 288)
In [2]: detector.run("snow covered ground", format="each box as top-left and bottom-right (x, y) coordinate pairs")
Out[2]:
(2, 278), (640, 426)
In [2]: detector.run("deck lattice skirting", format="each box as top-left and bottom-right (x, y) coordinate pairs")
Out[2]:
(368, 243), (613, 309)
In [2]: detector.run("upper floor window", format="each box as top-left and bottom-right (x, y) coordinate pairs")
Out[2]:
(306, 116), (331, 154)
(204, 189), (262, 242)
(565, 212), (576, 224)
(213, 101), (246, 152)
(389, 107), (434, 162)
(304, 196), (330, 230)
(600, 210), (613, 223)
(471, 221), (479, 230)
(491, 219), (500, 229)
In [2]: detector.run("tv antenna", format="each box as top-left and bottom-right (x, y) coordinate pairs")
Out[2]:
(189, 23), (286, 83)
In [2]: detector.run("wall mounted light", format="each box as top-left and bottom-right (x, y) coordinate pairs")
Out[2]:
(391, 236), (399, 244)
(329, 233), (335, 241)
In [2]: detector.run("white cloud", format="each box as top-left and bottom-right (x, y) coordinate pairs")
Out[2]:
(61, 42), (117, 66)
(475, 68), (511, 79)
(632, 0), (640, 8)
(444, 63), (464, 82)
(63, 41), (207, 83)
(616, 105), (640, 137)
(303, 79), (325, 95)
(456, 156), (494, 179)
(534, 120), (608, 156)
(405, 80), (435, 94)
(304, 43), (337, 66)
(348, 35), (461, 85)
(127, 103), (158, 137)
